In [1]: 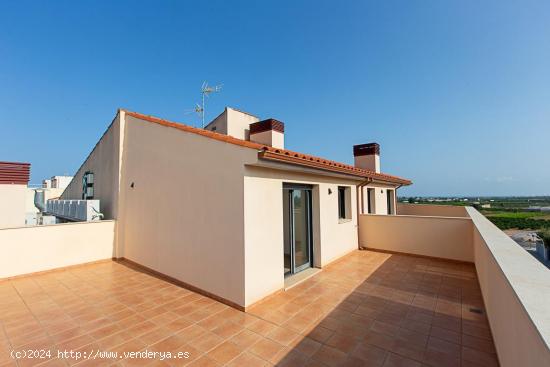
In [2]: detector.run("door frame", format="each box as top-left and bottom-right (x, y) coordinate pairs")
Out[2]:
(283, 183), (314, 276)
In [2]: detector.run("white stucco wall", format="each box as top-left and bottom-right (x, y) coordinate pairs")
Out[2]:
(226, 107), (259, 140)
(467, 207), (550, 367)
(0, 184), (27, 229)
(118, 115), (258, 307)
(358, 214), (474, 262)
(243, 166), (359, 306)
(204, 107), (259, 140)
(398, 203), (468, 217)
(249, 130), (285, 149)
(0, 220), (115, 278)
(359, 183), (398, 215)
(60, 112), (124, 220)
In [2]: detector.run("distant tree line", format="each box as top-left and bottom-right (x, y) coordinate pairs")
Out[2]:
(487, 217), (550, 231)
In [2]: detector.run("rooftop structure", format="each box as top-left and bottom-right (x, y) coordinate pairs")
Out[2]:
(0, 161), (30, 228)
(0, 109), (549, 367)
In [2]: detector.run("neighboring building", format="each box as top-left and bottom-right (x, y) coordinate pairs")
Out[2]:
(60, 108), (411, 309)
(43, 175), (73, 190)
(0, 161), (30, 228)
(25, 175), (73, 225)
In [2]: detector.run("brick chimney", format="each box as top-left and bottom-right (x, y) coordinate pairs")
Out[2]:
(353, 143), (380, 173)
(249, 119), (285, 149)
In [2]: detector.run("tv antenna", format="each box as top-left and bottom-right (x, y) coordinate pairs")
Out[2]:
(199, 81), (222, 127)
(184, 103), (204, 124)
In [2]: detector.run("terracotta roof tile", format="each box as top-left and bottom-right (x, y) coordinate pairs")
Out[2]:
(124, 110), (412, 185)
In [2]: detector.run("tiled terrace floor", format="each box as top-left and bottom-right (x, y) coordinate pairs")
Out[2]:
(0, 251), (499, 367)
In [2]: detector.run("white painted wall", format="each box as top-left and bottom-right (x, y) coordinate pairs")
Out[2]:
(204, 107), (259, 141)
(467, 207), (550, 367)
(226, 107), (259, 140)
(51, 176), (73, 189)
(0, 184), (27, 229)
(358, 214), (474, 262)
(398, 203), (468, 217)
(250, 130), (284, 149)
(0, 220), (115, 278)
(243, 166), (359, 306)
(359, 184), (397, 215)
(118, 115), (258, 307)
(61, 112), (124, 220)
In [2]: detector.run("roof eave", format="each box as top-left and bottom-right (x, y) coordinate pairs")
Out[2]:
(258, 150), (412, 186)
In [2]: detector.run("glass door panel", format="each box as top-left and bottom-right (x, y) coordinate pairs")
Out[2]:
(292, 189), (311, 272)
(283, 189), (292, 276)
(283, 185), (312, 276)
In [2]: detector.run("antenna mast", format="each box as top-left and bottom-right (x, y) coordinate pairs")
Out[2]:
(199, 81), (222, 127)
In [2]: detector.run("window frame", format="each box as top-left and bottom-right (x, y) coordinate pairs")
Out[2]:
(82, 171), (95, 200)
(387, 189), (395, 215)
(367, 188), (375, 214)
(337, 186), (352, 221)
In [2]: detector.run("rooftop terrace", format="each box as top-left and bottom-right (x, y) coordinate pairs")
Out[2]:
(0, 250), (496, 367)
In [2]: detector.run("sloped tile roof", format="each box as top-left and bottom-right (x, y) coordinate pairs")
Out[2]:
(124, 110), (411, 185)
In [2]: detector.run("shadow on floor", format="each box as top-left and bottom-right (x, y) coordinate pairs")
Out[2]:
(249, 250), (499, 367)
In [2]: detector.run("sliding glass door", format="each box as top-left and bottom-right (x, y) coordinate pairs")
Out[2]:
(283, 184), (313, 276)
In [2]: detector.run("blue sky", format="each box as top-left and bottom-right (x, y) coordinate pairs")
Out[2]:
(1, 1), (549, 196)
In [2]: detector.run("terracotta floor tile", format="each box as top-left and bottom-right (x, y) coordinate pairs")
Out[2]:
(266, 326), (300, 346)
(176, 325), (208, 343)
(1, 252), (498, 366)
(138, 328), (173, 346)
(57, 334), (95, 351)
(248, 337), (285, 361)
(311, 345), (347, 367)
(326, 333), (360, 354)
(150, 334), (187, 352)
(461, 346), (499, 367)
(229, 329), (262, 350)
(306, 325), (334, 343)
(164, 318), (193, 334)
(423, 349), (460, 367)
(247, 319), (277, 337)
(206, 341), (242, 364)
(383, 352), (422, 367)
(186, 355), (220, 367)
(461, 334), (496, 354)
(225, 351), (266, 367)
(351, 343), (387, 366)
(364, 330), (396, 351)
(124, 321), (158, 338)
(90, 323), (121, 340)
(210, 321), (243, 340)
(97, 331), (134, 350)
(191, 332), (224, 353)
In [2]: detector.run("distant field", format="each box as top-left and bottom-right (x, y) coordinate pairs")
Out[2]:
(400, 197), (550, 231)
(483, 211), (550, 219)
(485, 216), (550, 230)
(479, 211), (550, 230)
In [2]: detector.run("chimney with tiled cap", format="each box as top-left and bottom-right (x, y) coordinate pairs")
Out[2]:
(353, 143), (380, 173)
(249, 118), (285, 149)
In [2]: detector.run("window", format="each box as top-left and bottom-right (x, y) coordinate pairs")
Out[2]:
(338, 186), (351, 220)
(387, 189), (395, 215)
(367, 188), (375, 214)
(82, 171), (94, 200)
